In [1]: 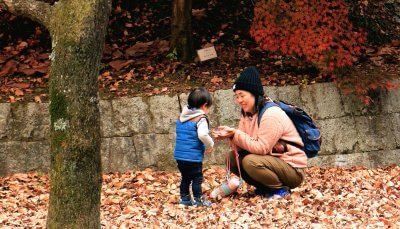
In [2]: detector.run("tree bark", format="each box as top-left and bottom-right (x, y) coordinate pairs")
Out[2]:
(46, 0), (111, 228)
(0, 0), (52, 28)
(1, 0), (111, 228)
(171, 0), (193, 63)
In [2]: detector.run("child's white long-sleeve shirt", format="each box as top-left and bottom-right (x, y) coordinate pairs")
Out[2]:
(196, 118), (214, 149)
(179, 105), (214, 149)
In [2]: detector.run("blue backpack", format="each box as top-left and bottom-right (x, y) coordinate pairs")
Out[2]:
(257, 100), (321, 158)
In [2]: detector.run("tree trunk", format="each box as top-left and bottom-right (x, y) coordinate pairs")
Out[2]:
(45, 1), (110, 228)
(171, 0), (193, 62)
(1, 1), (110, 227)
(1, 0), (110, 227)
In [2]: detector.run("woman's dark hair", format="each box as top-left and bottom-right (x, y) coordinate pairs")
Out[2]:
(188, 87), (213, 109)
(241, 94), (267, 117)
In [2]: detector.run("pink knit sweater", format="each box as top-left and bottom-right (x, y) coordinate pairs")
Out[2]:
(232, 106), (308, 168)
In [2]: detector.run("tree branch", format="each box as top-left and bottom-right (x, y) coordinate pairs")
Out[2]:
(0, 0), (53, 29)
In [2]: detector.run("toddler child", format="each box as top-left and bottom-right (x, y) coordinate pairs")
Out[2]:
(174, 87), (214, 207)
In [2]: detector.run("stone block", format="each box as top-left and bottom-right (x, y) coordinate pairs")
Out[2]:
(316, 117), (358, 155)
(340, 92), (371, 116)
(100, 138), (111, 172)
(205, 140), (230, 166)
(148, 94), (180, 134)
(308, 153), (372, 168)
(178, 92), (189, 112)
(213, 89), (241, 127)
(390, 113), (400, 147)
(275, 85), (303, 106)
(263, 86), (278, 100)
(369, 149), (400, 168)
(355, 115), (396, 151)
(25, 141), (50, 172)
(301, 83), (345, 119)
(309, 150), (400, 168)
(340, 86), (400, 116)
(0, 143), (7, 175)
(102, 137), (138, 172)
(0, 103), (10, 139)
(99, 100), (113, 138)
(0, 141), (50, 176)
(8, 103), (50, 141)
(133, 133), (176, 170)
(380, 83), (400, 113)
(111, 97), (151, 136)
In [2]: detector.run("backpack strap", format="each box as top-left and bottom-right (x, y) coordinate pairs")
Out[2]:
(257, 101), (279, 126)
(281, 139), (304, 151)
(257, 101), (305, 152)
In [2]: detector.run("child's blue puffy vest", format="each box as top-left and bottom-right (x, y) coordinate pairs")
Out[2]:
(174, 120), (205, 162)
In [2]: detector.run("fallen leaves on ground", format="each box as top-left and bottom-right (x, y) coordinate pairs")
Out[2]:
(0, 165), (399, 228)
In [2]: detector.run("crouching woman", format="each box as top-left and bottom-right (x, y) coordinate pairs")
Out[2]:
(213, 66), (307, 197)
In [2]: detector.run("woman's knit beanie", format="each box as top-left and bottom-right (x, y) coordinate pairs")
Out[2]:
(232, 66), (264, 96)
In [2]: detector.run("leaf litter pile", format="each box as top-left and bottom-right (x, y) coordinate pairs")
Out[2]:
(1, 165), (399, 228)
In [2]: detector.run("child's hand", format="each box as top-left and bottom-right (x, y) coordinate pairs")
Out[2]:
(205, 147), (214, 154)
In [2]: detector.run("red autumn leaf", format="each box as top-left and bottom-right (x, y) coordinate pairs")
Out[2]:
(16, 41), (28, 51)
(10, 83), (30, 89)
(125, 41), (153, 57)
(109, 59), (134, 71)
(18, 64), (48, 76)
(34, 96), (42, 103)
(192, 8), (207, 19)
(0, 55), (9, 64)
(0, 60), (18, 77)
(8, 95), (16, 103)
(112, 50), (124, 59)
(210, 76), (223, 84)
(14, 89), (24, 96)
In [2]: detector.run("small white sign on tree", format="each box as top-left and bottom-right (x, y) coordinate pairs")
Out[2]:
(197, 46), (217, 62)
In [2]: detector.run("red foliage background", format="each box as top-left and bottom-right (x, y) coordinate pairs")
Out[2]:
(250, 0), (367, 73)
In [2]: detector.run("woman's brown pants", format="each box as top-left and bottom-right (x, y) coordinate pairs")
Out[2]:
(229, 150), (304, 191)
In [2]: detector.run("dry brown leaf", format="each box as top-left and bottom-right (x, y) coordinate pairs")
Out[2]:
(109, 59), (134, 71)
(125, 41), (153, 57)
(34, 96), (42, 103)
(0, 60), (18, 77)
(211, 76), (223, 84)
(14, 89), (24, 96)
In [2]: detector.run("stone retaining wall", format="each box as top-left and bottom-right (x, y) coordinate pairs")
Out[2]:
(0, 81), (399, 175)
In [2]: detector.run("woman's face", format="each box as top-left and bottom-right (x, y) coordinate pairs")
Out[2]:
(234, 90), (255, 113)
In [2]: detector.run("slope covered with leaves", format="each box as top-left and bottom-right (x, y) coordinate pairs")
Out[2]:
(1, 166), (399, 228)
(0, 0), (398, 103)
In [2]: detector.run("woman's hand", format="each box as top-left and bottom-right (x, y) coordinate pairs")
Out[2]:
(212, 126), (236, 140)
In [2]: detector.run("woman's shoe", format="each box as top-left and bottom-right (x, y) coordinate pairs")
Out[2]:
(255, 187), (290, 198)
(269, 188), (290, 197)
